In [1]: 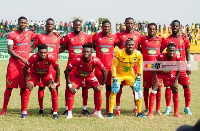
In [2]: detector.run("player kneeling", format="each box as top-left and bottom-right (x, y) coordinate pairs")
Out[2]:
(64, 44), (107, 119)
(21, 44), (60, 119)
(148, 42), (181, 118)
(107, 38), (146, 119)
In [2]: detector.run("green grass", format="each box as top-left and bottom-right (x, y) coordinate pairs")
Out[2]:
(0, 60), (200, 131)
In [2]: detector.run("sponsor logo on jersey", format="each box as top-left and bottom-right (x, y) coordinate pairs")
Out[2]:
(133, 35), (137, 40)
(148, 50), (156, 55)
(8, 81), (12, 85)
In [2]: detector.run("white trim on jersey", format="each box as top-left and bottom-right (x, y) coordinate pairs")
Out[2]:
(7, 39), (14, 45)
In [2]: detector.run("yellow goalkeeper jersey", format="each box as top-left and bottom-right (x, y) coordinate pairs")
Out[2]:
(111, 48), (142, 77)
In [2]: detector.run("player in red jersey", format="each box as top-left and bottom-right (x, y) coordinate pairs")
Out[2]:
(1, 16), (37, 116)
(148, 43), (181, 118)
(92, 20), (118, 115)
(21, 44), (60, 119)
(138, 23), (165, 115)
(64, 44), (107, 119)
(60, 19), (93, 116)
(31, 18), (63, 114)
(115, 17), (141, 115)
(161, 20), (192, 115)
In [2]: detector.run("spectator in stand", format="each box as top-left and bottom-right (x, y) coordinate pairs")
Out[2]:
(41, 20), (45, 31)
(9, 21), (13, 31)
(91, 22), (95, 34)
(64, 21), (68, 32)
(95, 21), (99, 33)
(196, 24), (199, 34)
(29, 20), (34, 29)
(185, 24), (189, 34)
(116, 23), (120, 33)
(85, 21), (89, 33)
(0, 21), (3, 32)
(191, 23), (195, 34)
(0, 32), (3, 38)
(60, 21), (63, 30)
(38, 21), (41, 32)
(68, 22), (71, 33)
(5, 20), (8, 30)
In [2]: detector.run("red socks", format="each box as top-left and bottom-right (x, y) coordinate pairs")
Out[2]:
(149, 92), (156, 114)
(65, 88), (69, 107)
(82, 88), (88, 106)
(116, 86), (122, 106)
(68, 91), (75, 111)
(38, 88), (45, 109)
(156, 90), (161, 111)
(2, 88), (12, 111)
(143, 89), (149, 109)
(22, 89), (31, 112)
(165, 88), (171, 107)
(94, 91), (102, 111)
(173, 93), (179, 113)
(51, 90), (58, 112)
(184, 87), (191, 107)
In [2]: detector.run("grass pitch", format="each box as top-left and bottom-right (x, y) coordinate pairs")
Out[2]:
(0, 60), (199, 131)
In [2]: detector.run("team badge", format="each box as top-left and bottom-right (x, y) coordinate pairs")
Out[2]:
(89, 64), (93, 70)
(8, 81), (12, 85)
(26, 34), (29, 39)
(45, 62), (48, 65)
(133, 57), (137, 61)
(53, 37), (57, 42)
(109, 38), (113, 42)
(180, 39), (183, 45)
(143, 82), (146, 86)
(156, 40), (159, 44)
(133, 35), (137, 40)
(81, 37), (85, 42)
(27, 76), (31, 80)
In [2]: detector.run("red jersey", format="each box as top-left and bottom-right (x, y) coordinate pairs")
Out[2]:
(140, 36), (165, 61)
(116, 31), (141, 49)
(7, 30), (37, 61)
(64, 31), (92, 60)
(161, 35), (190, 60)
(33, 33), (63, 60)
(67, 56), (105, 78)
(155, 53), (181, 74)
(92, 32), (118, 68)
(25, 53), (59, 76)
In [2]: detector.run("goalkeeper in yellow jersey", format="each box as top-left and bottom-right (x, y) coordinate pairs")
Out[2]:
(107, 38), (147, 119)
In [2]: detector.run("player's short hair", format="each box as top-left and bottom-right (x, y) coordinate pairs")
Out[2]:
(38, 44), (48, 50)
(148, 23), (157, 29)
(172, 20), (180, 26)
(125, 38), (135, 43)
(167, 42), (176, 48)
(46, 18), (54, 22)
(18, 16), (27, 23)
(125, 17), (134, 22)
(102, 20), (111, 26)
(82, 43), (93, 48)
(73, 19), (82, 25)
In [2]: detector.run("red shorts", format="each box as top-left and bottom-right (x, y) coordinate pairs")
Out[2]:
(154, 72), (177, 87)
(37, 66), (60, 87)
(28, 71), (54, 87)
(6, 60), (26, 89)
(95, 67), (111, 85)
(178, 70), (190, 85)
(70, 73), (99, 89)
(143, 71), (153, 89)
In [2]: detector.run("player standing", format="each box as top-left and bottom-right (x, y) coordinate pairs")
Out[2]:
(64, 44), (107, 119)
(148, 43), (181, 118)
(31, 18), (63, 114)
(161, 20), (192, 115)
(60, 19), (92, 116)
(92, 20), (118, 115)
(139, 23), (165, 115)
(116, 17), (141, 115)
(21, 44), (60, 119)
(1, 16), (37, 115)
(108, 38), (146, 119)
